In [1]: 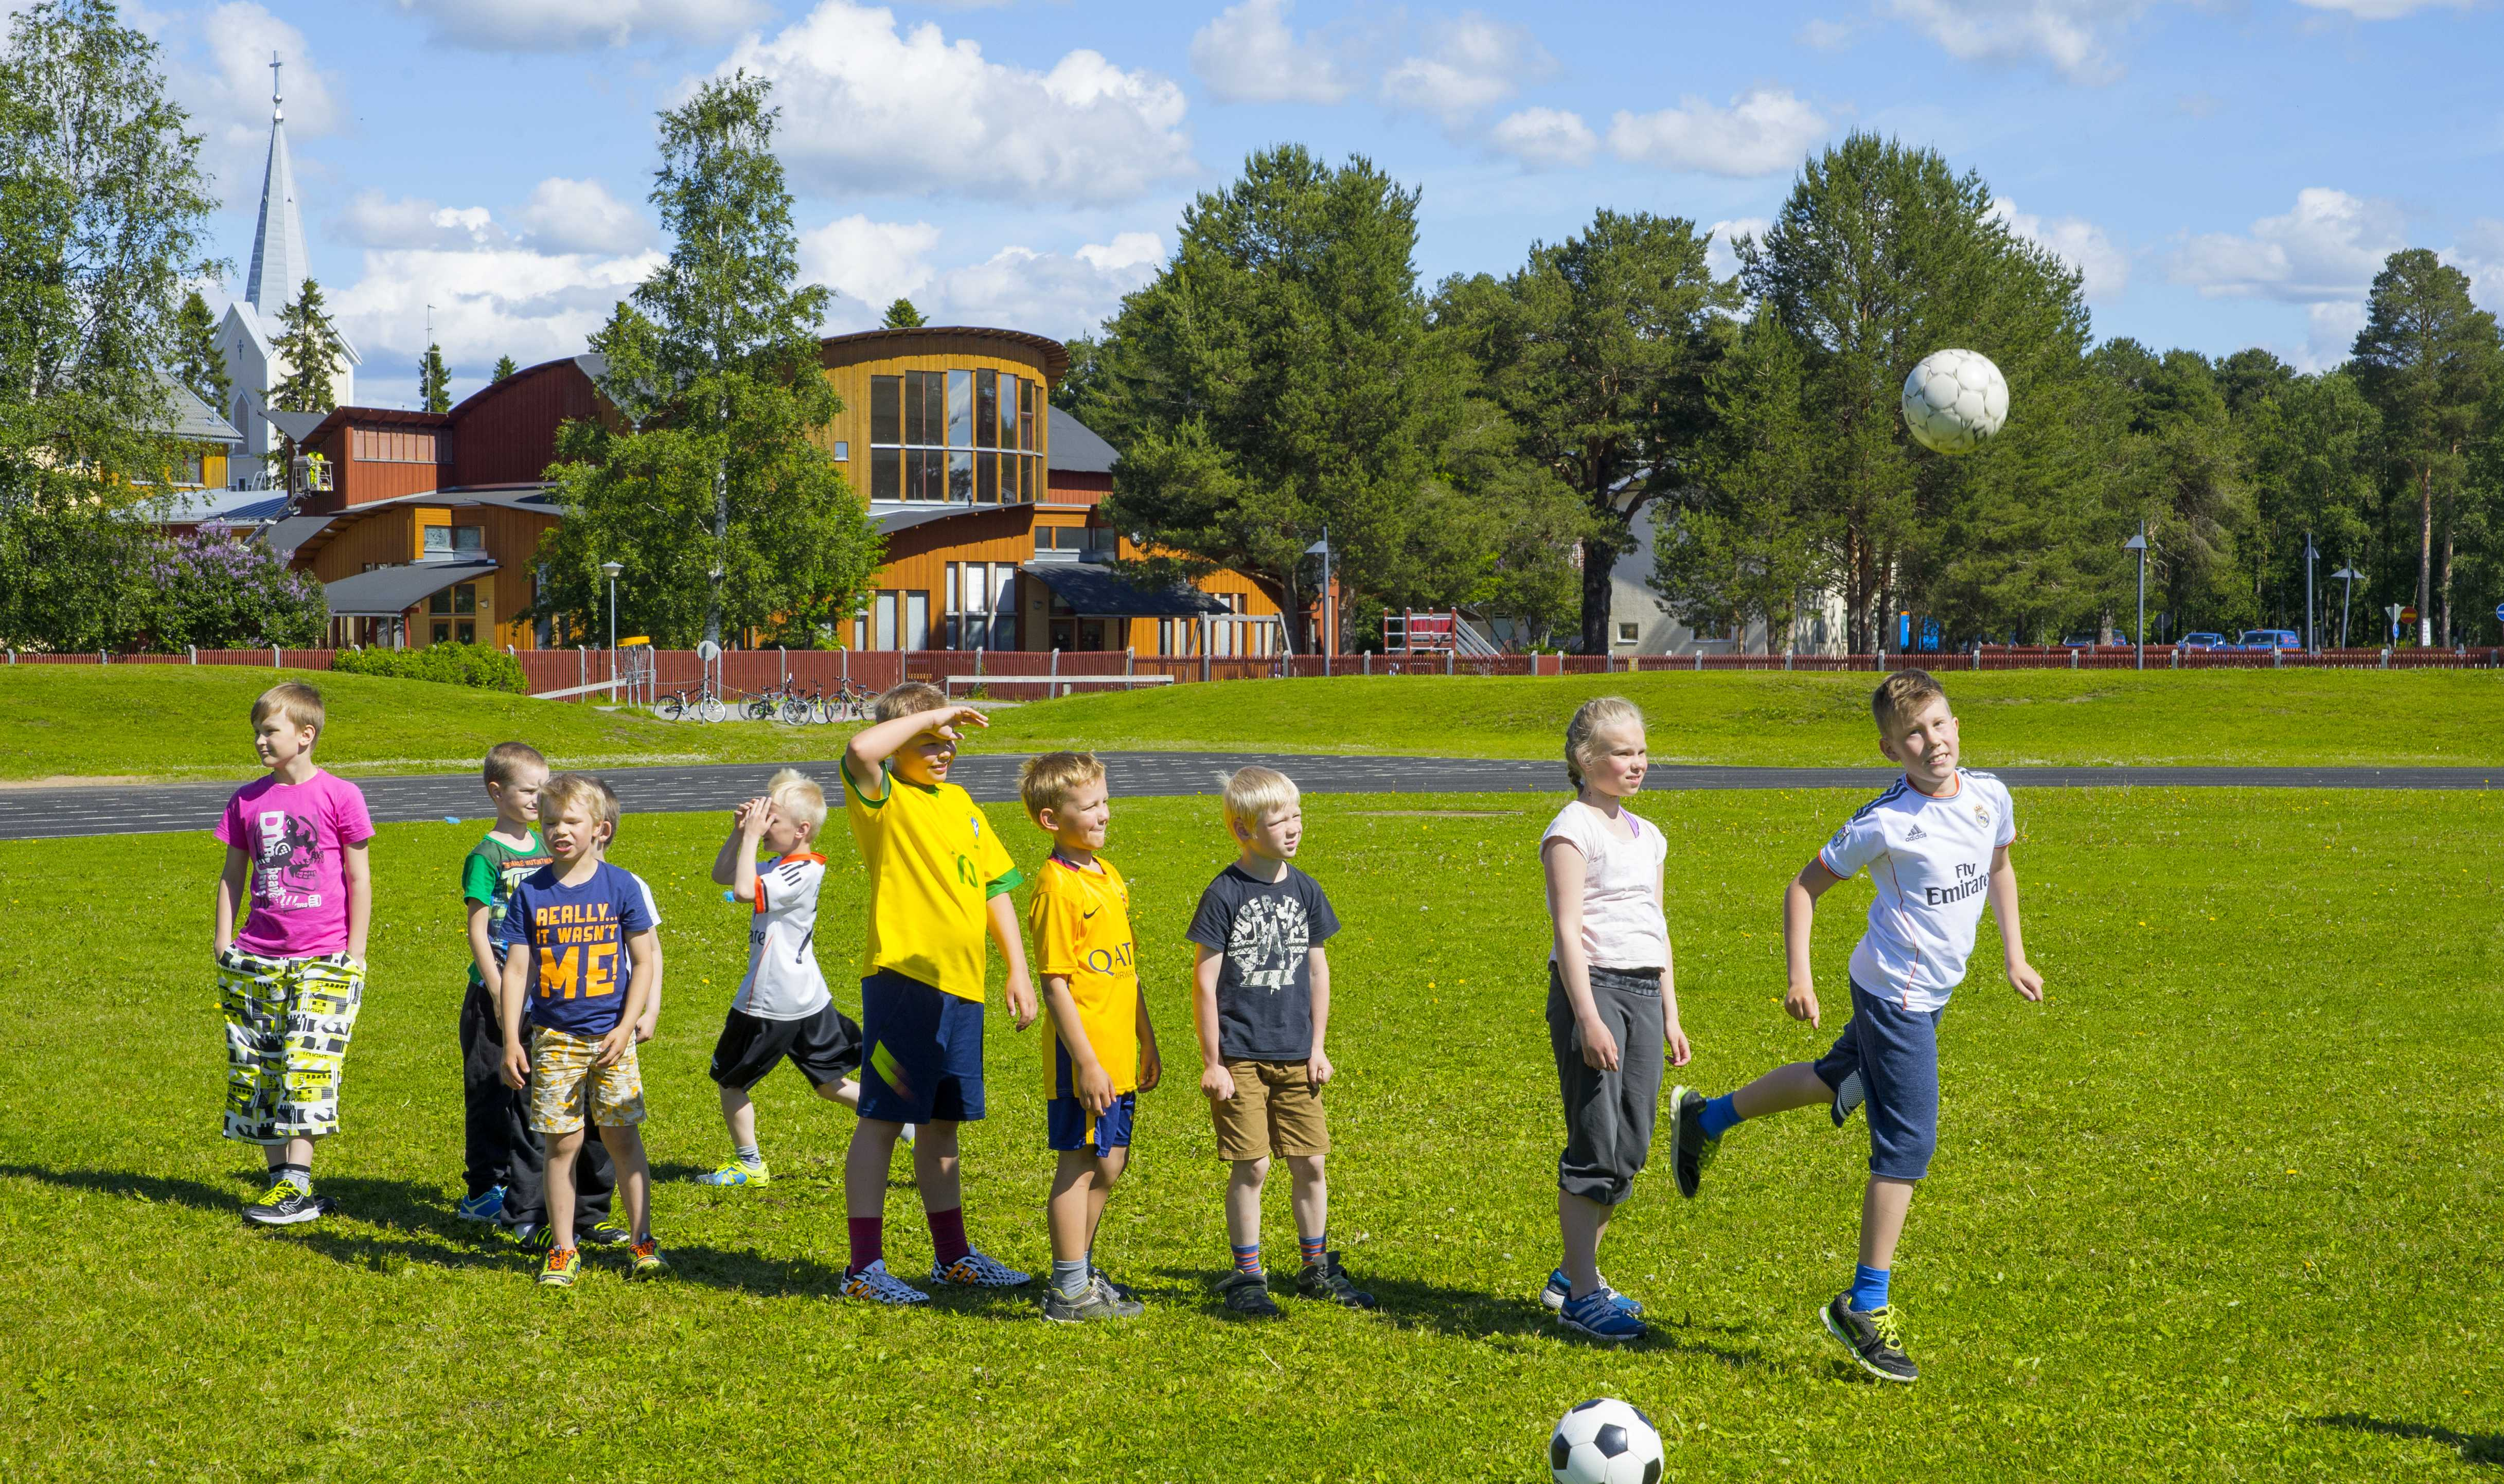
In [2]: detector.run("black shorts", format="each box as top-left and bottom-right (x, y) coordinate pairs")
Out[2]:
(709, 1002), (864, 1092)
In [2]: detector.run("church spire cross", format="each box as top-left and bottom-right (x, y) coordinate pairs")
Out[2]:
(270, 51), (283, 123)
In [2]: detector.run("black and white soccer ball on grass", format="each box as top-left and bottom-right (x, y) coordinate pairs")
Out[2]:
(1549, 1397), (1665, 1484)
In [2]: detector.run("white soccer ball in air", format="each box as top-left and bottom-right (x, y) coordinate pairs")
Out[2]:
(1901, 348), (2009, 455)
(1549, 1398), (1665, 1484)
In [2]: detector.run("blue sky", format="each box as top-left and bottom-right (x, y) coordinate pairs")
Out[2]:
(107, 0), (2504, 408)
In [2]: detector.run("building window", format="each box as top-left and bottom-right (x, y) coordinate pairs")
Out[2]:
(1615, 621), (1639, 645)
(867, 366), (1042, 505)
(422, 526), (484, 559)
(353, 428), (447, 464)
(946, 562), (1018, 649)
(429, 582), (478, 616)
(832, 441), (849, 461)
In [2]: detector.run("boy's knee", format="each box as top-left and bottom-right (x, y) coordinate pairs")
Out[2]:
(1285, 1153), (1326, 1182)
(1231, 1156), (1270, 1184)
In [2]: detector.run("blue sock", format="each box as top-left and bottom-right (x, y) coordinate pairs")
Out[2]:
(1850, 1263), (1891, 1312)
(1700, 1094), (1742, 1140)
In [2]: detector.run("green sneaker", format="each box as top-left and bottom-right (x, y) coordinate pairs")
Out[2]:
(538, 1246), (583, 1288)
(1822, 1293), (1918, 1383)
(696, 1158), (770, 1187)
(626, 1239), (670, 1281)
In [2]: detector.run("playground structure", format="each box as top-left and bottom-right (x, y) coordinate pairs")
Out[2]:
(1380, 609), (1504, 659)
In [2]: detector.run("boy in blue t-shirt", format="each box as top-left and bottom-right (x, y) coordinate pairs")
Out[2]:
(498, 772), (667, 1288)
(1672, 670), (2042, 1385)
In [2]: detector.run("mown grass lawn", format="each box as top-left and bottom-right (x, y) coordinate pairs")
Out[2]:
(1, 785), (2496, 1481)
(982, 668), (2504, 770)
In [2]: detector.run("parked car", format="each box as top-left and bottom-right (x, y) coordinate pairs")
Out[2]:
(2178, 632), (2228, 650)
(2057, 636), (2105, 648)
(2239, 629), (2302, 650)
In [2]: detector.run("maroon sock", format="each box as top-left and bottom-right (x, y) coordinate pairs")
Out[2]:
(926, 1205), (970, 1267)
(846, 1216), (883, 1274)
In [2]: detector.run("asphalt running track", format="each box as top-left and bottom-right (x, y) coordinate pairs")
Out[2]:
(1, 754), (2497, 841)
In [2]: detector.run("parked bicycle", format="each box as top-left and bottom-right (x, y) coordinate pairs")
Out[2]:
(657, 683), (727, 723)
(744, 682), (795, 721)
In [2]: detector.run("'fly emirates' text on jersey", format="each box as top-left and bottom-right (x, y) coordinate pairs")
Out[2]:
(1818, 769), (2016, 1012)
(737, 852), (833, 1021)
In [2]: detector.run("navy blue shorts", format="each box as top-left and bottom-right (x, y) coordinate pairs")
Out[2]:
(1812, 981), (1942, 1181)
(857, 970), (986, 1124)
(1047, 1092), (1135, 1155)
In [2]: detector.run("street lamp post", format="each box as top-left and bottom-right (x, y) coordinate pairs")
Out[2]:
(600, 560), (623, 700)
(2303, 531), (2319, 653)
(2123, 524), (2148, 670)
(2332, 566), (2363, 649)
(1304, 529), (1333, 659)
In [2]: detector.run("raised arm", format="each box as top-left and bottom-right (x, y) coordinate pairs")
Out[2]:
(1542, 836), (1615, 1071)
(841, 704), (988, 797)
(1987, 843), (2044, 1002)
(710, 797), (766, 888)
(1783, 856), (1842, 1029)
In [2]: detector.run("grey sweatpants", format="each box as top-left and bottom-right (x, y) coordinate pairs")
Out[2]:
(1547, 962), (1665, 1206)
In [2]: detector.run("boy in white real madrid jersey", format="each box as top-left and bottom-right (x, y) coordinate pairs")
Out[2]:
(698, 768), (869, 1187)
(1671, 669), (2043, 1386)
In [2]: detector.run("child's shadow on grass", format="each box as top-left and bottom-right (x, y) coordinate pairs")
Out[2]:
(2316, 1415), (2504, 1468)
(0, 1163), (522, 1273)
(1140, 1264), (1764, 1368)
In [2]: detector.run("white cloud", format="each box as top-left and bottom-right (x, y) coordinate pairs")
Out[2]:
(715, 1), (1194, 205)
(335, 191), (502, 251)
(2450, 219), (2504, 315)
(1189, 0), (1356, 104)
(1381, 14), (1547, 124)
(2290, 0), (2474, 16)
(800, 214), (946, 324)
(181, 4), (347, 159)
(2295, 300), (2369, 372)
(1607, 88), (1830, 177)
(800, 217), (1163, 338)
(1989, 196), (2129, 302)
(390, 0), (768, 52)
(1705, 217), (1771, 281)
(1486, 108), (1597, 170)
(2169, 187), (2406, 303)
(515, 177), (651, 256)
(1880, 0), (2144, 83)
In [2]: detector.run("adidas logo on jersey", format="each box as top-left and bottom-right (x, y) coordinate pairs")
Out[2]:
(1904, 825), (1927, 841)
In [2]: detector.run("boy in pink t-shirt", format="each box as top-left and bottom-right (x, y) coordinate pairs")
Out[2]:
(213, 682), (375, 1226)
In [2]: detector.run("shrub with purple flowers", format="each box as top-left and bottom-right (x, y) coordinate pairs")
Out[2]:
(140, 522), (328, 650)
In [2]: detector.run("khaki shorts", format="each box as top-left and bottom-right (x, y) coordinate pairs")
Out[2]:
(1210, 1058), (1329, 1161)
(528, 1026), (647, 1135)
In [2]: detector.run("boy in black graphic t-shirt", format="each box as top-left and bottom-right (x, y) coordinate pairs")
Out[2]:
(1185, 767), (1373, 1319)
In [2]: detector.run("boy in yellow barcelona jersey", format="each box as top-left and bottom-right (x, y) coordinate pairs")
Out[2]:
(837, 682), (1039, 1304)
(1020, 751), (1162, 1322)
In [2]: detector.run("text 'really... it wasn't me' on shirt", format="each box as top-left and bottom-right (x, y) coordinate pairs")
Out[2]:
(496, 860), (655, 1038)
(1818, 769), (2016, 1013)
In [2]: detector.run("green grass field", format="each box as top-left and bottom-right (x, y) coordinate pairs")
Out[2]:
(8, 666), (2504, 782)
(2, 786), (2495, 1480)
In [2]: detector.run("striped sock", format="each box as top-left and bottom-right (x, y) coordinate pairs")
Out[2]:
(1299, 1232), (1327, 1268)
(1231, 1243), (1263, 1276)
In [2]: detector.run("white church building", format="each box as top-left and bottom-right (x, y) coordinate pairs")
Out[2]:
(217, 57), (358, 463)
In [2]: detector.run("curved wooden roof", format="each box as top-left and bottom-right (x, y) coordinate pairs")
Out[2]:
(816, 326), (1071, 383)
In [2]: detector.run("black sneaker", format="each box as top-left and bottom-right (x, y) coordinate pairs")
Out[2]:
(1217, 1271), (1281, 1319)
(506, 1221), (555, 1251)
(1830, 1070), (1866, 1129)
(582, 1215), (633, 1247)
(1821, 1293), (1918, 1384)
(1295, 1252), (1378, 1310)
(1670, 1086), (1718, 1199)
(243, 1183), (330, 1226)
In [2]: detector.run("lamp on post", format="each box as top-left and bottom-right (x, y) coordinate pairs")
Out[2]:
(2123, 525), (2148, 670)
(600, 561), (623, 700)
(1304, 529), (1333, 658)
(2302, 531), (2319, 653)
(2332, 565), (2363, 650)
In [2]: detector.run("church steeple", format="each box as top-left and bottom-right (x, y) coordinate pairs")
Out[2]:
(243, 51), (308, 318)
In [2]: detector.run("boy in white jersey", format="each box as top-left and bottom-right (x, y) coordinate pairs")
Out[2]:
(1672, 669), (2043, 1385)
(698, 768), (868, 1187)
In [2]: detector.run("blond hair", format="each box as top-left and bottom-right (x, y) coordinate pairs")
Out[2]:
(1019, 751), (1105, 821)
(768, 767), (827, 836)
(1871, 669), (1948, 733)
(539, 773), (614, 844)
(1222, 765), (1299, 832)
(874, 681), (949, 724)
(1564, 695), (1644, 788)
(483, 740), (546, 788)
(252, 681), (325, 737)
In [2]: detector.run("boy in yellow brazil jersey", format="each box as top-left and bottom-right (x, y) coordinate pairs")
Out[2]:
(1021, 752), (1162, 1322)
(837, 683), (1039, 1305)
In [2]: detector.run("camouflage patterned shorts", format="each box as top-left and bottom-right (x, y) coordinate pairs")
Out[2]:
(527, 1026), (647, 1135)
(218, 948), (364, 1144)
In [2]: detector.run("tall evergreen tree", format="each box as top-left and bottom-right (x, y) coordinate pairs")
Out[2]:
(1080, 146), (1475, 650)
(491, 354), (519, 383)
(267, 278), (343, 414)
(2090, 342), (2257, 639)
(879, 297), (926, 329)
(173, 289), (230, 414)
(1433, 209), (1736, 651)
(2349, 248), (2501, 645)
(535, 74), (879, 648)
(2245, 370), (2380, 639)
(418, 342), (451, 413)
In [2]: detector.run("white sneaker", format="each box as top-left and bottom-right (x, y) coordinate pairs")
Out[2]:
(840, 1257), (930, 1306)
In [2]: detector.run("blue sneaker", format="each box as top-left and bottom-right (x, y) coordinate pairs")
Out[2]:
(1540, 1268), (1643, 1316)
(1558, 1287), (1647, 1345)
(455, 1186), (507, 1223)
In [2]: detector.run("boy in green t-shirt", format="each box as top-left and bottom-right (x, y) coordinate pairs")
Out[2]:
(457, 743), (558, 1225)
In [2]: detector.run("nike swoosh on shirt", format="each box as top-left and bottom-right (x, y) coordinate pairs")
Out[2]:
(1082, 907), (1098, 918)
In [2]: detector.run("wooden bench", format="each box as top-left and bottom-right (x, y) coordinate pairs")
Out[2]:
(940, 673), (1177, 699)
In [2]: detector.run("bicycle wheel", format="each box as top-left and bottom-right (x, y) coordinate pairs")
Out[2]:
(745, 695), (775, 722)
(781, 696), (811, 725)
(658, 693), (685, 722)
(698, 694), (727, 723)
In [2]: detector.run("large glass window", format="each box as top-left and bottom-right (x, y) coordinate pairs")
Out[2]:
(947, 370), (972, 449)
(869, 364), (1043, 505)
(974, 369), (998, 449)
(948, 451), (973, 502)
(871, 375), (900, 444)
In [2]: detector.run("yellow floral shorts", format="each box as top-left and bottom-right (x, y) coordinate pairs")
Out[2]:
(527, 1026), (646, 1135)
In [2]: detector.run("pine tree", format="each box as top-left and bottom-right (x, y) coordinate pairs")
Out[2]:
(492, 354), (519, 383)
(419, 342), (450, 413)
(879, 297), (925, 329)
(266, 278), (343, 414)
(173, 289), (230, 415)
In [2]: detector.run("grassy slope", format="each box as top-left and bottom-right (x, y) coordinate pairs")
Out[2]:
(982, 669), (2504, 768)
(0, 666), (848, 782)
(1, 790), (2495, 1480)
